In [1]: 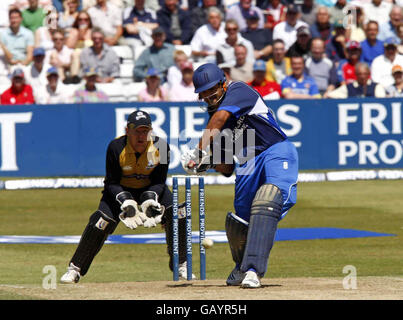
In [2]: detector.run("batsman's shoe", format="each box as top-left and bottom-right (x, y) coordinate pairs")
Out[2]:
(241, 270), (261, 288)
(178, 262), (197, 280)
(226, 266), (245, 286)
(60, 263), (81, 284)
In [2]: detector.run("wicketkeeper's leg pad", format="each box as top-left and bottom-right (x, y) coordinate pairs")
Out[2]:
(240, 184), (283, 277)
(225, 212), (248, 265)
(70, 210), (117, 276)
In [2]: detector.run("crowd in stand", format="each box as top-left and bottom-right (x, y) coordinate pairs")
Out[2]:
(0, 0), (402, 105)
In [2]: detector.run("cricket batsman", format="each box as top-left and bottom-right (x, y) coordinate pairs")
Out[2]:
(61, 110), (193, 283)
(181, 63), (299, 288)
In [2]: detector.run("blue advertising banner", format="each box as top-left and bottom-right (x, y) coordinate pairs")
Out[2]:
(0, 98), (402, 177)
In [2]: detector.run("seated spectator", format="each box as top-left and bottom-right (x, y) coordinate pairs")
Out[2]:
(363, 0), (392, 27)
(327, 62), (386, 98)
(298, 0), (318, 26)
(0, 1), (18, 29)
(190, 0), (225, 33)
(133, 27), (175, 82)
(0, 8), (34, 66)
(360, 21), (384, 66)
(229, 44), (254, 82)
(157, 0), (192, 45)
(73, 67), (109, 103)
(241, 9), (273, 61)
(138, 68), (169, 101)
(225, 0), (265, 32)
(22, 0), (47, 32)
(1, 68), (35, 105)
(65, 10), (93, 50)
(247, 59), (281, 100)
(167, 49), (189, 88)
(378, 6), (402, 43)
(306, 38), (338, 97)
(262, 0), (286, 30)
(286, 26), (312, 60)
(169, 61), (198, 101)
(337, 41), (362, 85)
(310, 6), (333, 43)
(265, 39), (291, 84)
(190, 6), (226, 64)
(80, 27), (120, 83)
(87, 0), (123, 46)
(48, 29), (74, 82)
(273, 4), (308, 51)
(325, 19), (347, 64)
(34, 24), (55, 58)
(346, 5), (366, 43)
(328, 0), (347, 25)
(215, 19), (255, 66)
(122, 0), (158, 51)
(281, 55), (321, 99)
(386, 64), (403, 97)
(34, 66), (72, 104)
(58, 0), (80, 33)
(24, 47), (51, 87)
(371, 37), (403, 88)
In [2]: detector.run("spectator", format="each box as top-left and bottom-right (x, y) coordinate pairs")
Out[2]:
(24, 47), (52, 87)
(262, 0), (286, 30)
(58, 0), (80, 33)
(138, 68), (169, 101)
(363, 0), (392, 27)
(281, 55), (321, 99)
(378, 6), (402, 42)
(190, 6), (226, 64)
(360, 20), (384, 66)
(298, 0), (318, 26)
(215, 19), (255, 66)
(325, 19), (347, 64)
(386, 64), (403, 97)
(225, 0), (265, 32)
(34, 66), (72, 103)
(87, 0), (123, 46)
(0, 8), (34, 66)
(328, 0), (347, 25)
(286, 26), (312, 60)
(122, 0), (158, 52)
(34, 18), (56, 58)
(190, 0), (225, 33)
(169, 61), (198, 101)
(157, 0), (192, 45)
(371, 37), (403, 88)
(265, 39), (291, 84)
(247, 59), (281, 100)
(241, 9), (273, 61)
(66, 10), (93, 49)
(167, 49), (189, 88)
(1, 68), (35, 105)
(48, 29), (74, 82)
(310, 6), (333, 43)
(22, 0), (47, 32)
(133, 27), (175, 82)
(346, 5), (366, 43)
(0, 1), (18, 29)
(327, 62), (386, 98)
(219, 61), (232, 82)
(337, 41), (362, 85)
(73, 67), (109, 103)
(229, 44), (254, 82)
(273, 4), (308, 51)
(306, 38), (339, 97)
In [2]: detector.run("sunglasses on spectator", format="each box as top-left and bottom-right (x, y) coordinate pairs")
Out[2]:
(225, 28), (238, 31)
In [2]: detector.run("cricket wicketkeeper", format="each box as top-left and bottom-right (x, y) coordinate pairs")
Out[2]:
(61, 110), (193, 283)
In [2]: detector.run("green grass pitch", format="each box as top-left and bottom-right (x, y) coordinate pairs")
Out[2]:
(0, 180), (402, 287)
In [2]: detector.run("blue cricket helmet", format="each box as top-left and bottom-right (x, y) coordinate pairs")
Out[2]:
(193, 63), (226, 93)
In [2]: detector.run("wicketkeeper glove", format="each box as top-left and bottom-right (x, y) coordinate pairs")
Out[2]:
(116, 191), (147, 230)
(140, 191), (165, 228)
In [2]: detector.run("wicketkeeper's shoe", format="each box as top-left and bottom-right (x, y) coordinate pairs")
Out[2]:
(226, 266), (245, 286)
(60, 263), (81, 284)
(241, 270), (261, 288)
(178, 261), (197, 280)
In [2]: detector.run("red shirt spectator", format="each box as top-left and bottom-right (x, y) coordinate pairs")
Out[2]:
(248, 59), (281, 99)
(336, 41), (362, 84)
(1, 68), (35, 105)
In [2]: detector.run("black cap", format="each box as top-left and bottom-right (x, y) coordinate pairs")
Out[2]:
(286, 4), (299, 14)
(152, 27), (165, 36)
(127, 110), (152, 129)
